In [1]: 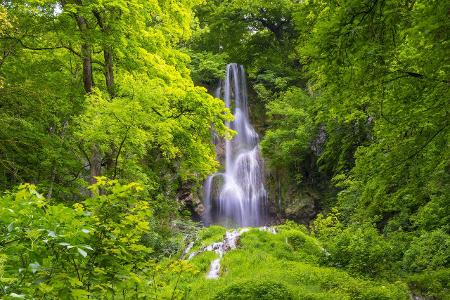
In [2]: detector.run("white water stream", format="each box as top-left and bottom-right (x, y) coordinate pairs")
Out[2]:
(203, 64), (268, 227)
(186, 227), (276, 279)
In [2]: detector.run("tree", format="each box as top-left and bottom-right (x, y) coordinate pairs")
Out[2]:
(0, 0), (232, 201)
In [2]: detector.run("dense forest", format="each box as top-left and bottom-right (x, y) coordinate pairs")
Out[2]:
(0, 0), (448, 299)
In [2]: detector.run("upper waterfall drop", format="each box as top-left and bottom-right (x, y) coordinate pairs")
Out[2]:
(203, 64), (268, 227)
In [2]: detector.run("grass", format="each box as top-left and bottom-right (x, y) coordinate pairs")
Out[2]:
(185, 225), (409, 299)
(190, 225), (228, 253)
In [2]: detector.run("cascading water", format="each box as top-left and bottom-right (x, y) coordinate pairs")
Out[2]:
(203, 64), (268, 227)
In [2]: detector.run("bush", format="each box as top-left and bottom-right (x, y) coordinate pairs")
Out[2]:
(284, 230), (323, 254)
(407, 269), (450, 299)
(0, 180), (197, 299)
(277, 220), (309, 234)
(214, 280), (293, 300)
(320, 224), (395, 277)
(403, 230), (450, 272)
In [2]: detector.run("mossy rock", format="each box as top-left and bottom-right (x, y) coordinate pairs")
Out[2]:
(213, 280), (293, 300)
(192, 225), (227, 252)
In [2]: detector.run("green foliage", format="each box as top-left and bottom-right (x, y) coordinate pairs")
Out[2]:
(0, 180), (197, 298)
(192, 0), (299, 74)
(1, 0), (448, 298)
(261, 88), (314, 171)
(151, 260), (200, 300)
(403, 230), (450, 272)
(191, 0), (303, 132)
(407, 269), (450, 300)
(187, 225), (408, 300)
(189, 51), (229, 86)
(194, 225), (227, 250)
(314, 212), (411, 279)
(0, 183), (89, 298)
(294, 0), (449, 233)
(193, 0), (450, 295)
(0, 0), (232, 202)
(323, 224), (396, 278)
(314, 211), (450, 298)
(214, 280), (293, 300)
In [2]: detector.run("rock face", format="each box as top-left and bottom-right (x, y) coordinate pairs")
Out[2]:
(265, 167), (341, 226)
(178, 181), (203, 221)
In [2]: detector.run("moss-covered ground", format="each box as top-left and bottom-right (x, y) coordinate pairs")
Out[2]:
(186, 223), (409, 299)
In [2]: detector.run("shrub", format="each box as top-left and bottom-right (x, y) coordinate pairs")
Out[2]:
(407, 269), (450, 299)
(284, 230), (322, 254)
(214, 280), (293, 300)
(0, 180), (197, 299)
(320, 224), (395, 277)
(277, 220), (309, 234)
(403, 230), (450, 272)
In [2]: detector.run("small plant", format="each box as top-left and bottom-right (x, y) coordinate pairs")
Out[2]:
(214, 280), (294, 300)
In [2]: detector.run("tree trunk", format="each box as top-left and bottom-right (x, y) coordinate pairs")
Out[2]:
(104, 49), (115, 98)
(92, 9), (116, 98)
(74, 10), (100, 183)
(75, 15), (94, 94)
(80, 42), (93, 93)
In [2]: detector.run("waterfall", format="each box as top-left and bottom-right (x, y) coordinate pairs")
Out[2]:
(203, 64), (268, 227)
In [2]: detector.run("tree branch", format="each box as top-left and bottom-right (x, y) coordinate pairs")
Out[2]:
(113, 128), (130, 179)
(399, 70), (449, 85)
(3, 36), (82, 57)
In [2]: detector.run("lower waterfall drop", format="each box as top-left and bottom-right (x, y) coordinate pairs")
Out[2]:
(203, 63), (268, 227)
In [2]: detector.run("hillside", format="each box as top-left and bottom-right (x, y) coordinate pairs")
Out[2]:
(185, 225), (409, 299)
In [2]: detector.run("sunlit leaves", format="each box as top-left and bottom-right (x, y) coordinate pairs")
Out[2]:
(283, 0), (450, 233)
(261, 88), (314, 170)
(0, 180), (198, 298)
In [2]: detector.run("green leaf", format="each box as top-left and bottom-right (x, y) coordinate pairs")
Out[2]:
(77, 248), (88, 257)
(9, 293), (26, 298)
(29, 262), (41, 274)
(82, 245), (93, 251)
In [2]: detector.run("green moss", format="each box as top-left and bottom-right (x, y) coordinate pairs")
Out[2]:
(186, 225), (409, 299)
(237, 227), (324, 264)
(214, 280), (293, 300)
(191, 251), (218, 273)
(191, 225), (227, 252)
